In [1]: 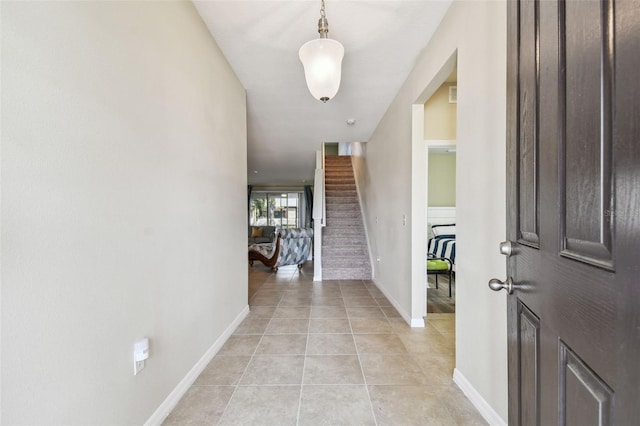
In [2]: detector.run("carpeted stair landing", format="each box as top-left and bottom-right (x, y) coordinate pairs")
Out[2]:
(322, 155), (372, 280)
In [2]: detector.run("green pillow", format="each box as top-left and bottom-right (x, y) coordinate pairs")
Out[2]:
(427, 259), (450, 271)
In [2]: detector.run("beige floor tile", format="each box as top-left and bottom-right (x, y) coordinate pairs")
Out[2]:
(311, 296), (345, 306)
(273, 306), (311, 319)
(366, 287), (386, 298)
(256, 334), (307, 355)
(310, 305), (348, 318)
(388, 317), (413, 333)
(410, 353), (456, 386)
(166, 264), (485, 425)
(303, 355), (364, 384)
(278, 297), (312, 306)
(398, 331), (454, 354)
(360, 354), (427, 385)
(253, 289), (284, 297)
(380, 306), (402, 318)
(233, 317), (270, 335)
(441, 383), (488, 425)
(343, 296), (377, 307)
(368, 385), (458, 425)
(162, 385), (234, 425)
(307, 334), (356, 355)
(239, 355), (305, 385)
(429, 317), (456, 335)
(311, 287), (342, 297)
(340, 287), (372, 297)
(298, 385), (376, 426)
(309, 318), (352, 334)
(265, 318), (309, 334)
(249, 294), (282, 306)
(218, 385), (300, 425)
(347, 306), (386, 319)
(354, 334), (407, 354)
(375, 297), (393, 307)
(350, 317), (393, 334)
(194, 356), (251, 386)
(339, 279), (366, 286)
(248, 306), (277, 318)
(217, 335), (262, 356)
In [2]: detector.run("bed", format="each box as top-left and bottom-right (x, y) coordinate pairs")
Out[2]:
(428, 224), (456, 270)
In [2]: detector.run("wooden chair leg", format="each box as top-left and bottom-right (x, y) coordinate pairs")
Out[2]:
(435, 274), (439, 289)
(448, 270), (452, 297)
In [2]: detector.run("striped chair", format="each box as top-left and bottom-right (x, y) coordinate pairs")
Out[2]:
(249, 228), (313, 272)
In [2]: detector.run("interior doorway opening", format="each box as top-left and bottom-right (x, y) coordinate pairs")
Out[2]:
(409, 51), (457, 326)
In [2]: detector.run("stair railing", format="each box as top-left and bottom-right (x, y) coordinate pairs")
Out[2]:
(313, 149), (325, 281)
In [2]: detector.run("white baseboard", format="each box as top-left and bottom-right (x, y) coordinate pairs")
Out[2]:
(145, 305), (250, 426)
(453, 368), (507, 426)
(410, 317), (426, 327)
(368, 280), (423, 327)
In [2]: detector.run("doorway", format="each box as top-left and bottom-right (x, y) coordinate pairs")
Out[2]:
(410, 52), (458, 325)
(425, 75), (457, 315)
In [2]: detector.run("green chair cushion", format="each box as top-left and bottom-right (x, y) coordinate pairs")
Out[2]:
(427, 259), (450, 271)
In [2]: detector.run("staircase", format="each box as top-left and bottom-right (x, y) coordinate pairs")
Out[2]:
(322, 155), (372, 280)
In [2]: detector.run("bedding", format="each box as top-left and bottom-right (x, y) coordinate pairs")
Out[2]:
(428, 224), (456, 265)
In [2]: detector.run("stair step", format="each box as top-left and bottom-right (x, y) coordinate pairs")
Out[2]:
(325, 190), (357, 197)
(322, 246), (369, 257)
(325, 219), (363, 227)
(326, 205), (360, 213)
(322, 236), (368, 247)
(323, 257), (371, 269)
(323, 230), (365, 238)
(325, 176), (354, 181)
(322, 267), (372, 281)
(325, 185), (356, 191)
(327, 209), (361, 217)
(326, 198), (358, 203)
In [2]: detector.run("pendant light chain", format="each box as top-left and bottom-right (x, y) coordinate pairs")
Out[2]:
(318, 0), (329, 38)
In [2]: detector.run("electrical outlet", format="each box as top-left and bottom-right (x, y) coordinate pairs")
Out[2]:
(134, 359), (145, 375)
(133, 338), (149, 375)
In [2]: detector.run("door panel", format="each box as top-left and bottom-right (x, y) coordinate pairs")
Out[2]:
(506, 0), (640, 425)
(559, 341), (614, 426)
(561, 0), (615, 269)
(518, 302), (540, 426)
(517, 0), (540, 247)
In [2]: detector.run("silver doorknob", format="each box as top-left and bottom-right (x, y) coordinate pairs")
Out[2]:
(488, 277), (514, 294)
(499, 241), (516, 256)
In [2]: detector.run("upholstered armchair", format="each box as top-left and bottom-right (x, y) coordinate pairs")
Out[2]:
(248, 228), (313, 272)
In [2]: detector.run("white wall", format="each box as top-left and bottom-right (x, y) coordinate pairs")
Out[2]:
(1, 1), (247, 424)
(353, 0), (508, 422)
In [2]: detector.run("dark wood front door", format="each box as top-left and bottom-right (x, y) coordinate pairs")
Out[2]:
(505, 0), (640, 424)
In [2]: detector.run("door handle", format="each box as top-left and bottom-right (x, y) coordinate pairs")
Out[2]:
(499, 240), (517, 257)
(488, 277), (514, 294)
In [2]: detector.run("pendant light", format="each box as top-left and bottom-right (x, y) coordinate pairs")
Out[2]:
(299, 0), (344, 103)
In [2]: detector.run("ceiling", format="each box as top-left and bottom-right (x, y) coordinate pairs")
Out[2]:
(194, 0), (453, 185)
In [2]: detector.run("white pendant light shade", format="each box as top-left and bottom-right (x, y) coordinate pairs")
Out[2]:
(299, 38), (344, 103)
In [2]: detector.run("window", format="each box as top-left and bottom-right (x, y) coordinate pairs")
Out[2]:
(250, 192), (303, 229)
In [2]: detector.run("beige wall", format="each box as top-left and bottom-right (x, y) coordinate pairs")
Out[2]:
(428, 154), (456, 206)
(352, 0), (508, 421)
(424, 83), (458, 140)
(1, 1), (247, 424)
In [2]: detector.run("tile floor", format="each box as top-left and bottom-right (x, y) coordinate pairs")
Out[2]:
(163, 263), (486, 425)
